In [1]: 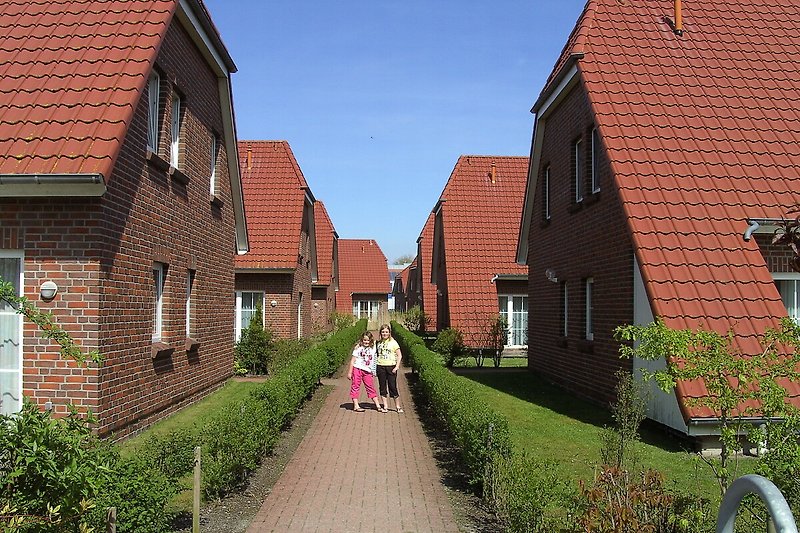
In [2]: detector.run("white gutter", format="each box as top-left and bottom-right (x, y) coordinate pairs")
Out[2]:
(0, 173), (106, 196)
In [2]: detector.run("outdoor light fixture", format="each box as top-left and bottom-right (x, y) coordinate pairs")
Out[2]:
(545, 268), (558, 283)
(40, 280), (58, 300)
(270, 300), (278, 308)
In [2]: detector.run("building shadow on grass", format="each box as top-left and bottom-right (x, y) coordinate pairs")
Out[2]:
(406, 371), (505, 532)
(453, 368), (695, 454)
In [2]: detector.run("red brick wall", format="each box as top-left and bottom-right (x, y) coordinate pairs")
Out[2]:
(311, 285), (335, 334)
(526, 82), (634, 406)
(0, 19), (239, 437)
(756, 233), (799, 273)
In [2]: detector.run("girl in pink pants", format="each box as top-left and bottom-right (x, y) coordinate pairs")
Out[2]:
(347, 332), (382, 412)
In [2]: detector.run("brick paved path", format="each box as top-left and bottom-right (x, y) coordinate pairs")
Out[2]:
(246, 369), (460, 533)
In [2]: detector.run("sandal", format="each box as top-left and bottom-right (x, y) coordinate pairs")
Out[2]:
(380, 407), (388, 413)
(354, 407), (365, 412)
(397, 408), (404, 413)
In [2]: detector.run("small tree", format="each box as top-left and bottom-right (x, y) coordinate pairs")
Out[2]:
(432, 327), (465, 368)
(234, 302), (272, 375)
(329, 311), (355, 331)
(488, 314), (509, 368)
(599, 370), (647, 471)
(615, 318), (800, 496)
(400, 305), (429, 333)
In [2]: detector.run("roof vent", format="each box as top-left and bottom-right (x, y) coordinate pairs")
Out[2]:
(664, 0), (684, 36)
(246, 147), (252, 169)
(489, 162), (497, 183)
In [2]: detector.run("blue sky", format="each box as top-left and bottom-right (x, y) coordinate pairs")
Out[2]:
(204, 0), (586, 263)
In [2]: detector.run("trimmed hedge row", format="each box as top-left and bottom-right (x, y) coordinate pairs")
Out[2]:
(391, 321), (512, 487)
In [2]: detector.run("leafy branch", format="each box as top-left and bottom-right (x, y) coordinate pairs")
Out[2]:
(0, 277), (101, 366)
(772, 204), (800, 273)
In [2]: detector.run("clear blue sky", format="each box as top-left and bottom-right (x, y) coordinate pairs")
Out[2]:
(204, 0), (586, 263)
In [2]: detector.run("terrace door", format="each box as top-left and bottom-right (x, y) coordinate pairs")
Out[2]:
(0, 253), (23, 415)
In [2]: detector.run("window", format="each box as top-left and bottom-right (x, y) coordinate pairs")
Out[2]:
(353, 300), (380, 320)
(561, 281), (568, 337)
(774, 274), (800, 324)
(590, 128), (600, 193)
(499, 295), (528, 347)
(585, 277), (594, 340)
(574, 139), (583, 203)
(0, 251), (23, 416)
(170, 94), (181, 168)
(235, 291), (264, 341)
(186, 269), (195, 338)
(210, 134), (219, 196)
(543, 166), (551, 220)
(153, 263), (166, 341)
(147, 72), (160, 152)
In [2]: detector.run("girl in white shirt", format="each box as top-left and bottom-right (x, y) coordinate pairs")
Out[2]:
(347, 332), (382, 412)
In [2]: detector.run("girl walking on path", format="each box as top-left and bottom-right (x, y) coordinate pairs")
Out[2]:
(347, 331), (382, 412)
(376, 324), (403, 413)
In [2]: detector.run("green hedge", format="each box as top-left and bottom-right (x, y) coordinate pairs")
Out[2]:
(391, 321), (511, 487)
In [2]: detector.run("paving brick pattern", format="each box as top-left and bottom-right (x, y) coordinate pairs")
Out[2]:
(247, 370), (460, 533)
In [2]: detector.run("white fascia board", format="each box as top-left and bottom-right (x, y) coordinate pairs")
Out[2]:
(516, 63), (580, 264)
(220, 77), (248, 254)
(177, 0), (229, 77)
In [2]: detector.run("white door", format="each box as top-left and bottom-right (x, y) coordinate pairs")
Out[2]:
(499, 295), (528, 347)
(0, 253), (23, 415)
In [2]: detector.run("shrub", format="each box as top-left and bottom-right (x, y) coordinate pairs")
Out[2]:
(432, 327), (465, 368)
(330, 311), (355, 331)
(399, 305), (429, 333)
(234, 302), (273, 374)
(268, 338), (313, 375)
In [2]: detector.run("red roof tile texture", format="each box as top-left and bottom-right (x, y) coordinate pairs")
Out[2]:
(336, 239), (390, 314)
(313, 200), (337, 287)
(0, 0), (176, 179)
(236, 140), (310, 270)
(417, 213), (437, 331)
(439, 156), (528, 345)
(548, 0), (800, 418)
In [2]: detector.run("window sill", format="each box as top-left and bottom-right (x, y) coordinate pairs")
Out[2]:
(146, 149), (170, 172)
(151, 341), (174, 359)
(209, 194), (224, 208)
(185, 337), (201, 352)
(169, 165), (189, 185)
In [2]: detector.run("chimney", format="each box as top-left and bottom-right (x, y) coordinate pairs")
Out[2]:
(673, 0), (683, 35)
(246, 147), (252, 169)
(490, 162), (496, 183)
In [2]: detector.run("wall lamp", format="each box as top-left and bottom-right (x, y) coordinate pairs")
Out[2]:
(40, 280), (58, 300)
(545, 268), (559, 283)
(270, 300), (278, 308)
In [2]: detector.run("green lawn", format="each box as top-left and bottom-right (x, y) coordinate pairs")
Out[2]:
(456, 369), (754, 502)
(119, 378), (263, 457)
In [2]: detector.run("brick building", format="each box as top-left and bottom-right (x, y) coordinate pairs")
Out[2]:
(431, 156), (529, 349)
(337, 239), (390, 331)
(235, 141), (317, 340)
(517, 0), (800, 440)
(0, 0), (248, 437)
(311, 201), (338, 334)
(414, 213), (438, 332)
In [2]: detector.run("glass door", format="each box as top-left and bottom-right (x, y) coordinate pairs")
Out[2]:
(0, 254), (23, 415)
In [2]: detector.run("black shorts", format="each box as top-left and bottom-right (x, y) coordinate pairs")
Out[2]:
(376, 365), (398, 398)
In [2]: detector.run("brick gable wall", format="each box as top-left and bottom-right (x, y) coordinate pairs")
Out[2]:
(527, 83), (634, 406)
(0, 19), (238, 437)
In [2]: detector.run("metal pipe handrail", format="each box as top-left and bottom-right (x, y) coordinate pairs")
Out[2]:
(717, 474), (798, 533)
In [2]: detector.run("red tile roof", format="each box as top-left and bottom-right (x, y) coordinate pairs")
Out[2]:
(437, 156), (529, 345)
(236, 140), (311, 270)
(417, 213), (438, 331)
(336, 239), (390, 314)
(543, 0), (800, 418)
(0, 0), (177, 179)
(313, 200), (337, 287)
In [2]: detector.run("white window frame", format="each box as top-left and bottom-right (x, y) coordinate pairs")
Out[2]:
(186, 269), (195, 338)
(498, 294), (528, 347)
(147, 72), (160, 152)
(590, 128), (600, 193)
(210, 134), (218, 196)
(352, 300), (380, 320)
(235, 291), (264, 341)
(0, 250), (24, 416)
(773, 272), (800, 325)
(170, 94), (181, 168)
(153, 263), (165, 341)
(585, 277), (594, 341)
(562, 281), (568, 337)
(544, 166), (551, 220)
(574, 139), (583, 203)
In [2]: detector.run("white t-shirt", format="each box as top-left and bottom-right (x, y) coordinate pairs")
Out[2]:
(352, 345), (377, 374)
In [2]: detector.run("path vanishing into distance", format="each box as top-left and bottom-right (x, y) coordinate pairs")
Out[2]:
(246, 369), (460, 533)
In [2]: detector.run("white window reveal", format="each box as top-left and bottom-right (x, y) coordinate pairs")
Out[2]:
(186, 269), (195, 338)
(210, 134), (218, 196)
(574, 138), (583, 203)
(590, 128), (600, 193)
(585, 277), (594, 341)
(153, 263), (166, 341)
(562, 281), (568, 337)
(544, 166), (551, 220)
(0, 251), (23, 416)
(499, 295), (528, 347)
(235, 291), (264, 341)
(774, 274), (800, 324)
(147, 72), (160, 152)
(170, 94), (181, 168)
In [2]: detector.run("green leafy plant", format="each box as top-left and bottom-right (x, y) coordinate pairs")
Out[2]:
(773, 205), (800, 273)
(234, 302), (273, 375)
(329, 311), (355, 331)
(615, 318), (800, 495)
(599, 370), (647, 471)
(400, 305), (430, 333)
(432, 327), (465, 368)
